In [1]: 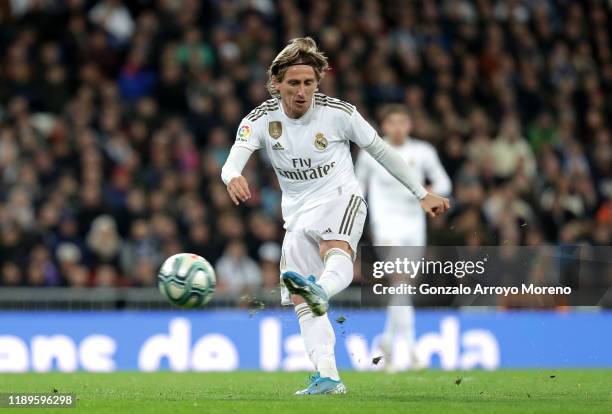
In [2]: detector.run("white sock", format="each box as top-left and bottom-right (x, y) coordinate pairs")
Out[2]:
(380, 307), (396, 355)
(317, 248), (353, 298)
(395, 306), (416, 365)
(381, 305), (416, 368)
(295, 303), (339, 380)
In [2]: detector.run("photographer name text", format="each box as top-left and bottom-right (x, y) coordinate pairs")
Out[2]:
(372, 283), (572, 296)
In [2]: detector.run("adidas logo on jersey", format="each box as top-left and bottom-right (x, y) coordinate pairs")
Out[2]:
(323, 227), (333, 234)
(272, 142), (284, 150)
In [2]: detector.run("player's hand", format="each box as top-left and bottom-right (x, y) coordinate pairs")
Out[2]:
(420, 193), (450, 218)
(227, 175), (251, 205)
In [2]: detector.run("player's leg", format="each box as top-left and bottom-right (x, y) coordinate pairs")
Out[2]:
(374, 240), (399, 371)
(398, 240), (425, 370)
(286, 239), (355, 391)
(299, 196), (366, 392)
(280, 229), (345, 394)
(282, 243), (354, 316)
(283, 194), (366, 314)
(375, 234), (425, 372)
(317, 194), (366, 299)
(280, 230), (322, 369)
(293, 293), (340, 380)
(380, 303), (416, 372)
(379, 304), (397, 372)
(316, 240), (354, 298)
(293, 295), (346, 395)
(286, 239), (353, 391)
(281, 194), (366, 394)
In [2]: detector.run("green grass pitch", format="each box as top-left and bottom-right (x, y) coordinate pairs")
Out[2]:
(1, 370), (610, 413)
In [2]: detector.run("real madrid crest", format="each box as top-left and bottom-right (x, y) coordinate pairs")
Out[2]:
(314, 133), (328, 150)
(268, 121), (282, 139)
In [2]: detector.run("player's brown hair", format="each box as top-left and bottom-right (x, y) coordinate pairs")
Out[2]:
(379, 104), (410, 123)
(267, 37), (329, 97)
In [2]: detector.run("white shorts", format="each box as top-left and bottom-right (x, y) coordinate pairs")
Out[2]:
(279, 193), (367, 306)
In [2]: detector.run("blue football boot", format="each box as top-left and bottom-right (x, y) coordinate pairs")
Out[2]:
(294, 372), (347, 395)
(282, 271), (329, 316)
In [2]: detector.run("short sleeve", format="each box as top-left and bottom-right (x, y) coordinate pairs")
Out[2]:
(233, 118), (262, 151)
(348, 110), (378, 148)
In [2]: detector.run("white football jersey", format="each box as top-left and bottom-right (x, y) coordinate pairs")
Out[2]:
(233, 93), (376, 229)
(356, 138), (452, 244)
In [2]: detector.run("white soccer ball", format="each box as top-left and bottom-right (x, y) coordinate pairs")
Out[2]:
(157, 253), (216, 308)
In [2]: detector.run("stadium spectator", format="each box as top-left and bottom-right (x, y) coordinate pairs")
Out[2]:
(86, 215), (122, 268)
(0, 0), (610, 298)
(215, 239), (262, 296)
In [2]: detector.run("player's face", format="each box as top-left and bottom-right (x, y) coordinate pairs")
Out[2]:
(276, 65), (318, 119)
(382, 113), (411, 145)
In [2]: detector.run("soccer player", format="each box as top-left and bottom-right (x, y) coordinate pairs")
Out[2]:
(221, 38), (449, 394)
(355, 105), (452, 372)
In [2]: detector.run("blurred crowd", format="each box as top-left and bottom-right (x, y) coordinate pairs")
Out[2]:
(0, 0), (610, 294)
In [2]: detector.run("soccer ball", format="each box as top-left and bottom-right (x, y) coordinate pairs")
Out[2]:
(157, 253), (216, 308)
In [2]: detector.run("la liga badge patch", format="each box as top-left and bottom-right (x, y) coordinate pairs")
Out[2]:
(237, 124), (251, 141)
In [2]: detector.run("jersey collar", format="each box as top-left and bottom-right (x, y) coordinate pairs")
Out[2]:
(278, 97), (316, 125)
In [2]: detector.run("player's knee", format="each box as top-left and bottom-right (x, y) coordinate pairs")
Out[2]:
(319, 240), (352, 261)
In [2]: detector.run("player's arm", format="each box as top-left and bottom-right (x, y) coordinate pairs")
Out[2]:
(348, 110), (450, 217)
(221, 146), (254, 205)
(425, 145), (452, 197)
(221, 120), (261, 205)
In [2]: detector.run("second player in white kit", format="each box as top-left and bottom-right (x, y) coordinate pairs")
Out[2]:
(221, 38), (450, 394)
(356, 105), (452, 247)
(356, 105), (452, 371)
